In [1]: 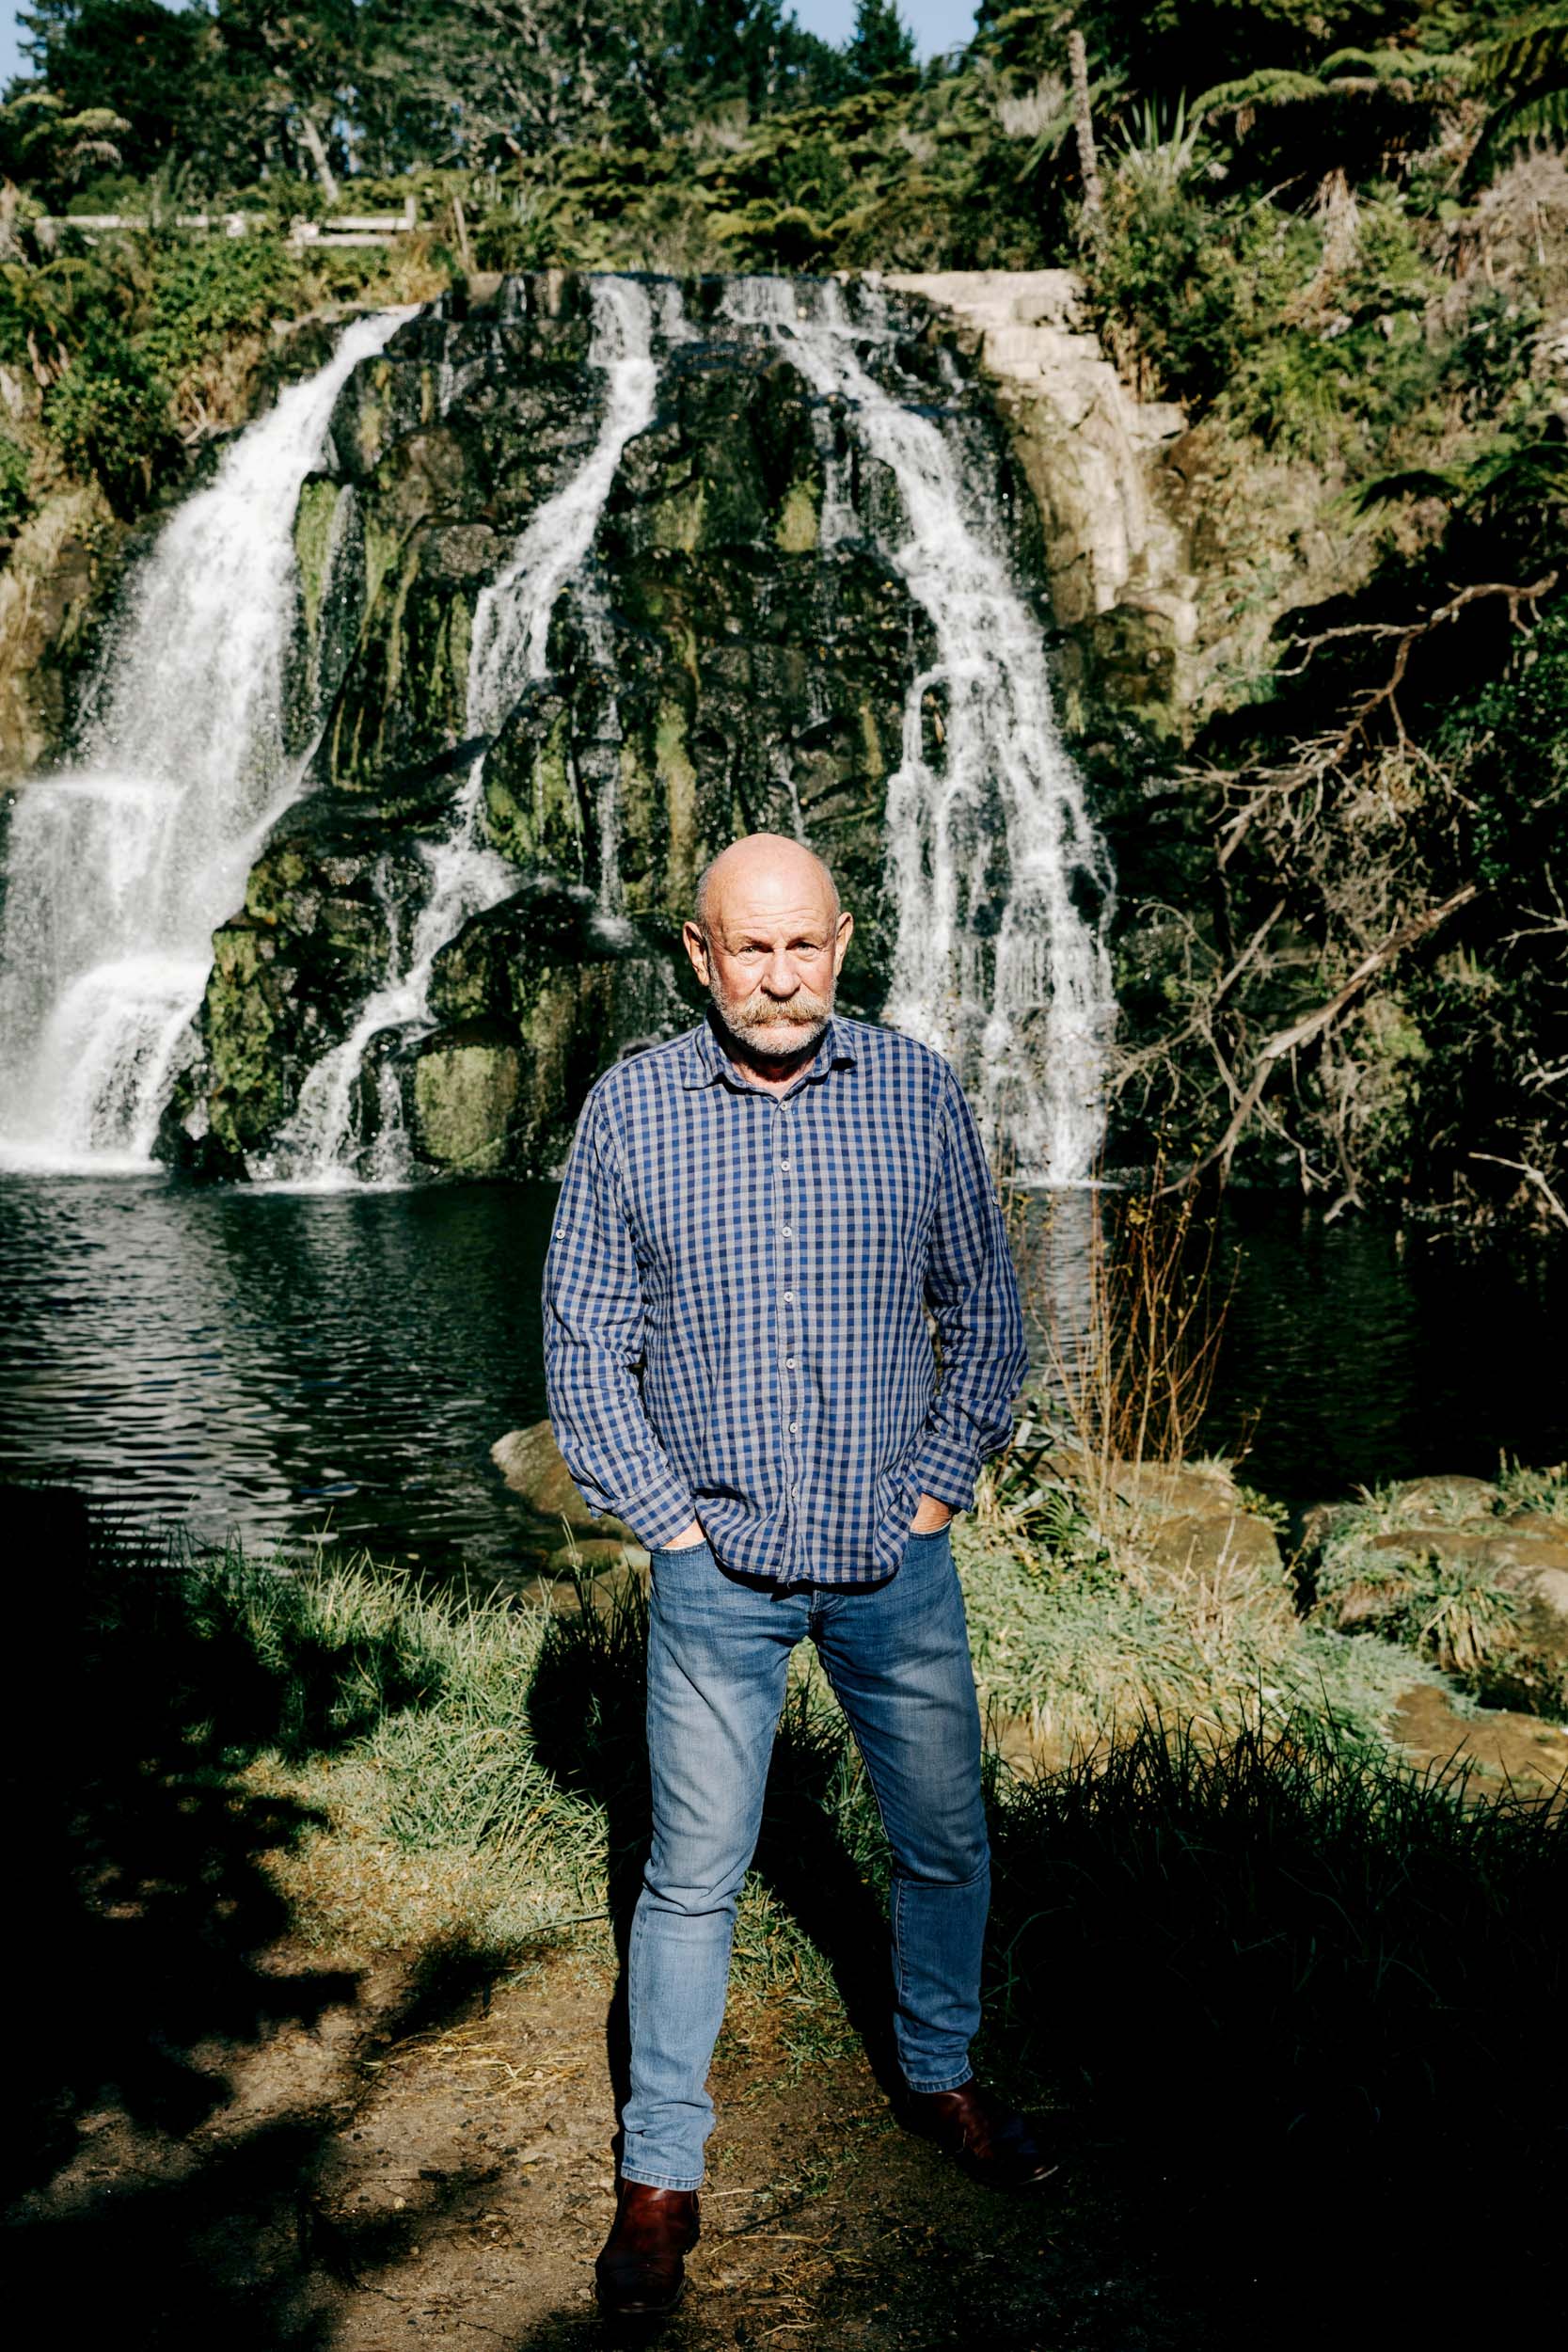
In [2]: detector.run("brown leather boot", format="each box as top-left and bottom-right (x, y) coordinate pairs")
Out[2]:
(594, 2179), (701, 2319)
(901, 2078), (1060, 2190)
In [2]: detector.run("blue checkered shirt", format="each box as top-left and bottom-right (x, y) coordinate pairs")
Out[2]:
(542, 1012), (1026, 1585)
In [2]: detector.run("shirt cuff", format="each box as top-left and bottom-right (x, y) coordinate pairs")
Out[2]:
(910, 1426), (982, 1515)
(618, 1469), (700, 1550)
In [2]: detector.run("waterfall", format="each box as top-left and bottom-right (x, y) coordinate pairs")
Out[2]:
(725, 278), (1117, 1184)
(0, 307), (414, 1172)
(258, 275), (661, 1187)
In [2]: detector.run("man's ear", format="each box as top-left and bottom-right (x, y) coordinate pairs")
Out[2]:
(832, 909), (855, 974)
(682, 920), (711, 984)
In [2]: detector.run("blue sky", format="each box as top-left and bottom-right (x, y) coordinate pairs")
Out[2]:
(2, 3), (980, 94)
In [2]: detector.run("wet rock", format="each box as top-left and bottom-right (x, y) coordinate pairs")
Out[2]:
(410, 1023), (523, 1177)
(421, 877), (689, 1176)
(170, 279), (929, 1174)
(882, 270), (1197, 736)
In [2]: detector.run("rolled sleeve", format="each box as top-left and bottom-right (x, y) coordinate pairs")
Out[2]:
(910, 1072), (1028, 1511)
(542, 1088), (697, 1547)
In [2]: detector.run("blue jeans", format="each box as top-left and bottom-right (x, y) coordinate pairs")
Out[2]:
(620, 1524), (990, 2191)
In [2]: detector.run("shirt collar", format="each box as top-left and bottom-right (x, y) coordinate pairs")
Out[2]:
(682, 1011), (856, 1091)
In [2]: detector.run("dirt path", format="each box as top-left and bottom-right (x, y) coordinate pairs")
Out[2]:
(12, 1935), (1214, 2351)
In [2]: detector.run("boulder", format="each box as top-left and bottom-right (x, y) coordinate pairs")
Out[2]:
(491, 1419), (635, 1543)
(410, 1023), (522, 1176)
(1386, 1474), (1502, 1518)
(546, 1537), (650, 1576)
(1369, 1524), (1495, 1571)
(1143, 1509), (1283, 1579)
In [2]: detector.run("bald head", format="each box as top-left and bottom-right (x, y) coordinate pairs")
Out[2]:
(694, 834), (839, 936)
(685, 833), (853, 1083)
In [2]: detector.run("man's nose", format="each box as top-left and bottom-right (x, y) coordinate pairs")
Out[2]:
(761, 951), (799, 996)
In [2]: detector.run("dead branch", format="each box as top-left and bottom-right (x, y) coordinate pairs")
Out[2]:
(1468, 1152), (1568, 1230)
(1218, 572), (1559, 868)
(1164, 883), (1481, 1192)
(1210, 897), (1289, 1012)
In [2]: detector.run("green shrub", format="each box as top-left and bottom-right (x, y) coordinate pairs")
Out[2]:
(141, 233), (306, 385)
(1088, 185), (1315, 411)
(0, 431), (31, 534)
(44, 322), (172, 516)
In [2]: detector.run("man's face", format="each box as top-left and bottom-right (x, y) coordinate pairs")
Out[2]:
(684, 856), (853, 1062)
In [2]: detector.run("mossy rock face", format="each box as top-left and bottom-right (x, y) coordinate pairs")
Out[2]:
(160, 790), (445, 1172)
(420, 877), (690, 1174)
(410, 1021), (524, 1177)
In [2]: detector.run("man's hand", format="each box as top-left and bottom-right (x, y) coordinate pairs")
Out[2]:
(660, 1518), (706, 1550)
(909, 1493), (955, 1534)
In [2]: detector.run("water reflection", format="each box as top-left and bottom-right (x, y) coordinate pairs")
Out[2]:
(0, 1174), (557, 1576)
(1, 1173), (1563, 1574)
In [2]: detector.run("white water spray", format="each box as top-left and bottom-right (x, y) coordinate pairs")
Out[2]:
(260, 276), (661, 1186)
(0, 308), (414, 1171)
(726, 278), (1116, 1184)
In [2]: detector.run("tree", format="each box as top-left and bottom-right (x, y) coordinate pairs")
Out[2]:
(15, 0), (209, 179)
(845, 0), (915, 87)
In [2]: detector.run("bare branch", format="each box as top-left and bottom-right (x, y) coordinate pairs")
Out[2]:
(1218, 572), (1559, 867)
(1164, 884), (1481, 1192)
(1468, 1152), (1568, 1230)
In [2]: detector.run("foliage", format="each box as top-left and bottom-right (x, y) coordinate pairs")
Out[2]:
(1468, 3), (1568, 183)
(43, 314), (171, 512)
(845, 0), (917, 86)
(986, 1703), (1565, 2319)
(1305, 1475), (1568, 1711)
(0, 429), (31, 532)
(139, 232), (306, 384)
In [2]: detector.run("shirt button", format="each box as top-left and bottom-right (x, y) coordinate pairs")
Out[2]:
(780, 1158), (790, 1170)
(788, 1422), (798, 1434)
(786, 1357), (796, 1369)
(782, 1225), (792, 1236)
(784, 1292), (794, 1303)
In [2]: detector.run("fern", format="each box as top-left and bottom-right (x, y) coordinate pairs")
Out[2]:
(1473, 6), (1568, 96)
(1467, 4), (1568, 183)
(1354, 436), (1568, 517)
(1195, 69), (1326, 119)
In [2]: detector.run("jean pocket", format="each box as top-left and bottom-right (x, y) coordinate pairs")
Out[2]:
(650, 1536), (711, 1565)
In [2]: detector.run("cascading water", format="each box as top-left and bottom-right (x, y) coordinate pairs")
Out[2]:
(1, 268), (1114, 1194)
(726, 277), (1117, 1184)
(258, 275), (661, 1186)
(0, 307), (413, 1171)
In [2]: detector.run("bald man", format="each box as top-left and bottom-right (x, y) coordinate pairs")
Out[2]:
(544, 834), (1050, 2322)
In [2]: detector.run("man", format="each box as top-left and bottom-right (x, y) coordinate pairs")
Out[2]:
(543, 834), (1050, 2324)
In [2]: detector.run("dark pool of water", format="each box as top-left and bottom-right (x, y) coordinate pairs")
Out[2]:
(1, 1173), (1562, 1575)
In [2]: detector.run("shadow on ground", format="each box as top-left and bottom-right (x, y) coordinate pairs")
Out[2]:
(9, 1498), (1562, 2349)
(1, 1488), (518, 2346)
